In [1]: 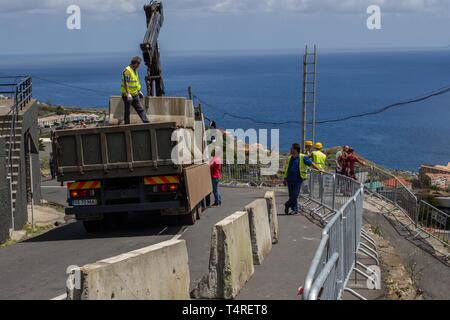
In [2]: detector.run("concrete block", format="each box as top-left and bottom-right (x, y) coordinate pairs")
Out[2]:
(109, 96), (195, 127)
(264, 191), (279, 244)
(191, 211), (254, 299)
(68, 239), (190, 300)
(245, 199), (273, 265)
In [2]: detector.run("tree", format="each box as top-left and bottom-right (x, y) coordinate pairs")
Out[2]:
(38, 139), (46, 152)
(55, 106), (66, 116)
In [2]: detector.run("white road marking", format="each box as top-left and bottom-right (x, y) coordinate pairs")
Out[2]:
(51, 293), (67, 300)
(157, 227), (168, 235)
(172, 226), (189, 241)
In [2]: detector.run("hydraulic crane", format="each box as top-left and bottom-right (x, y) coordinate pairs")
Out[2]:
(141, 1), (165, 97)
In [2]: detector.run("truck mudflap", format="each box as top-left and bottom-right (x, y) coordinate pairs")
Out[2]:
(66, 201), (180, 217)
(183, 163), (213, 211)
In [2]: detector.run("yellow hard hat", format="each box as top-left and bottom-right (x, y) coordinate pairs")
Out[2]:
(315, 142), (323, 149)
(305, 141), (313, 147)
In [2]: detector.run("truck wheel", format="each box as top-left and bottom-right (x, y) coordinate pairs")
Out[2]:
(83, 220), (102, 233)
(196, 205), (203, 220)
(180, 208), (197, 226)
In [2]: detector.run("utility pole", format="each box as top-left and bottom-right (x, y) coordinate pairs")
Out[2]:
(301, 45), (318, 151)
(301, 46), (308, 152)
(188, 86), (193, 100)
(312, 45), (318, 145)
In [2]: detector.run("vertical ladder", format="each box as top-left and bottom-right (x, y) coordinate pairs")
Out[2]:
(301, 45), (318, 151)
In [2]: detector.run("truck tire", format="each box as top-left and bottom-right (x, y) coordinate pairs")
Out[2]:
(83, 220), (102, 233)
(179, 207), (197, 226)
(196, 204), (202, 220)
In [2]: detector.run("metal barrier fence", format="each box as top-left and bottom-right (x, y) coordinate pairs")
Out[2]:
(301, 171), (377, 300)
(220, 160), (286, 187)
(358, 165), (450, 254)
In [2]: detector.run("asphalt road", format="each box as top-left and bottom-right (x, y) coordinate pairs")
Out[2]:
(364, 208), (450, 300)
(0, 182), (273, 300)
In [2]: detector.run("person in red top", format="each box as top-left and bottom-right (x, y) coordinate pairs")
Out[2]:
(210, 150), (222, 207)
(343, 148), (367, 180)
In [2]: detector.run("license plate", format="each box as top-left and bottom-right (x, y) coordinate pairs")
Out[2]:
(72, 199), (98, 206)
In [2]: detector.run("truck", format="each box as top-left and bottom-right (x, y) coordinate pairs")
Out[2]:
(52, 96), (212, 232)
(51, 1), (213, 232)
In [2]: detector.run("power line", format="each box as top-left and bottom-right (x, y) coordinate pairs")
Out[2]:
(12, 75), (450, 124)
(33, 76), (113, 95)
(32, 76), (189, 97)
(194, 84), (450, 126)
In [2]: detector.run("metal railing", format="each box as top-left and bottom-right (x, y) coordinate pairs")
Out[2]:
(301, 171), (377, 300)
(359, 165), (450, 253)
(0, 76), (33, 111)
(220, 159), (287, 187)
(0, 76), (33, 232)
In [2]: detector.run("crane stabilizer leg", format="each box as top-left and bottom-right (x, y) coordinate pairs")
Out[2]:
(141, 1), (165, 97)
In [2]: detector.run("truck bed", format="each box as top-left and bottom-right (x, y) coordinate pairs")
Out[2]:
(52, 122), (180, 182)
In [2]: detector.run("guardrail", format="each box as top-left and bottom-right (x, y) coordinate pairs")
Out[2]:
(0, 76), (33, 232)
(359, 165), (450, 256)
(220, 160), (286, 187)
(0, 76), (33, 111)
(300, 171), (378, 300)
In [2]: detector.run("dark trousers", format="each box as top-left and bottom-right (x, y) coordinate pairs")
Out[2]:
(212, 178), (221, 205)
(285, 181), (303, 213)
(123, 95), (149, 125)
(50, 161), (56, 179)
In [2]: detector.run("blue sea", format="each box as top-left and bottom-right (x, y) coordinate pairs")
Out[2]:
(1, 49), (450, 171)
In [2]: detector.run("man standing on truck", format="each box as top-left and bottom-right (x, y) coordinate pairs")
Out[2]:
(121, 56), (150, 125)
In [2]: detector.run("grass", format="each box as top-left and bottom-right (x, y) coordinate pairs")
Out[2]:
(405, 254), (424, 285)
(371, 225), (383, 237)
(0, 221), (58, 248)
(0, 238), (17, 248)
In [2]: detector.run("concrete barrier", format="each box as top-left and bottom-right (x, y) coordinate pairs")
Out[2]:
(191, 211), (254, 299)
(245, 199), (273, 265)
(68, 239), (190, 300)
(264, 191), (279, 244)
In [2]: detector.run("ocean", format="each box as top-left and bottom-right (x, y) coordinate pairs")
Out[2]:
(1, 49), (449, 171)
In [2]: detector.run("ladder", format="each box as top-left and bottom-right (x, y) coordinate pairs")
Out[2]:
(301, 45), (318, 151)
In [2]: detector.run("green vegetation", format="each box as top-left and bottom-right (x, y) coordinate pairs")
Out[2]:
(38, 138), (45, 151)
(405, 255), (424, 285)
(0, 238), (17, 248)
(371, 225), (383, 237)
(0, 223), (55, 248)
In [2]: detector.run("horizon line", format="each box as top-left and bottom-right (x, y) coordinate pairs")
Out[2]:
(1, 45), (450, 57)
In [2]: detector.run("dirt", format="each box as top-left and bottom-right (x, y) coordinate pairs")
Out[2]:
(363, 224), (423, 300)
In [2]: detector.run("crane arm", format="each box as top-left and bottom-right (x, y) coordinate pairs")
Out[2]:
(140, 1), (165, 96)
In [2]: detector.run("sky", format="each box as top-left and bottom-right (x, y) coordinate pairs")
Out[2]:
(0, 0), (450, 55)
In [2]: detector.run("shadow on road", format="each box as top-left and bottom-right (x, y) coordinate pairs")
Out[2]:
(25, 213), (184, 242)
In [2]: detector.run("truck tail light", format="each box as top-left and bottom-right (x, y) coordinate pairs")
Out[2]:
(70, 189), (96, 199)
(156, 184), (178, 193)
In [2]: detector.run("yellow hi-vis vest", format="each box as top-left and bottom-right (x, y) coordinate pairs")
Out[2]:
(121, 66), (141, 96)
(284, 154), (310, 181)
(312, 150), (327, 170)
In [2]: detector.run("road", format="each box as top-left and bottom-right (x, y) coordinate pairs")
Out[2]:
(0, 181), (324, 300)
(0, 182), (258, 299)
